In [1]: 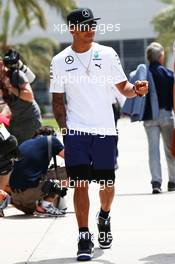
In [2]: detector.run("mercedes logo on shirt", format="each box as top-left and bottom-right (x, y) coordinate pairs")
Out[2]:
(82, 9), (90, 18)
(65, 56), (74, 64)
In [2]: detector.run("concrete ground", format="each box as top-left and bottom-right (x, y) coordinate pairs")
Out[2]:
(1, 118), (175, 264)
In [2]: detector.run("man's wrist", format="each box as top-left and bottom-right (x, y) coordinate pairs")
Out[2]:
(133, 85), (144, 97)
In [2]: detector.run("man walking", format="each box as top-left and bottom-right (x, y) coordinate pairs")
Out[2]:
(50, 8), (148, 261)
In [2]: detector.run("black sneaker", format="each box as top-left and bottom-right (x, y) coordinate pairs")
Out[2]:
(97, 212), (113, 249)
(77, 232), (94, 261)
(168, 182), (175, 192)
(152, 181), (162, 194)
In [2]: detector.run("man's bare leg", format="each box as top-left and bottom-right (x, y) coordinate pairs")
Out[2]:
(74, 181), (89, 228)
(99, 185), (115, 212)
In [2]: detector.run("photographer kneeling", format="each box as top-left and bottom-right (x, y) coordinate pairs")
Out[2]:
(0, 50), (41, 144)
(3, 126), (67, 217)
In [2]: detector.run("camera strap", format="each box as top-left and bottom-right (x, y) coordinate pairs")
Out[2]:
(47, 135), (58, 177)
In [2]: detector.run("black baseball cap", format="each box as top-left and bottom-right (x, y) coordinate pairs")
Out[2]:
(67, 8), (101, 25)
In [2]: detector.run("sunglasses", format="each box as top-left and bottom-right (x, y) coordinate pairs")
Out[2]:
(78, 21), (97, 32)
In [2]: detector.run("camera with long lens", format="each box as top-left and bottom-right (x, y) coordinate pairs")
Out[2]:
(3, 49), (36, 84)
(0, 124), (20, 175)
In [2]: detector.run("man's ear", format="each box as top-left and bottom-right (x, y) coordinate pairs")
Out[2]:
(69, 26), (75, 36)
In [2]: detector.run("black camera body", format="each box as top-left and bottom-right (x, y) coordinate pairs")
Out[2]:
(3, 49), (36, 84)
(3, 50), (20, 69)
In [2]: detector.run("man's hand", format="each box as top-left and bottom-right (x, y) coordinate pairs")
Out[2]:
(2, 77), (11, 89)
(134, 80), (148, 97)
(116, 80), (148, 98)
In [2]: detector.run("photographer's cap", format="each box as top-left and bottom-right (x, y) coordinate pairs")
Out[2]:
(67, 8), (101, 25)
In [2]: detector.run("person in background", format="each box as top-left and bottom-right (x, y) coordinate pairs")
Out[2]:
(0, 55), (41, 144)
(9, 126), (67, 216)
(3, 126), (67, 217)
(143, 42), (175, 194)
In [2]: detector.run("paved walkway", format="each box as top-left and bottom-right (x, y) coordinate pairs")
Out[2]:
(1, 119), (175, 264)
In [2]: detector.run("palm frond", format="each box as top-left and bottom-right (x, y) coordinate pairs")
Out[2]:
(2, 0), (10, 47)
(45, 0), (76, 19)
(152, 0), (175, 60)
(13, 0), (31, 28)
(0, 0), (75, 79)
(0, 0), (2, 15)
(13, 0), (47, 29)
(156, 31), (175, 55)
(152, 6), (175, 33)
(159, 0), (175, 4)
(27, 0), (47, 29)
(12, 15), (27, 37)
(14, 38), (60, 79)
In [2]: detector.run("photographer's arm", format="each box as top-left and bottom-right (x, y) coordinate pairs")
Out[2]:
(18, 83), (34, 102)
(3, 77), (34, 102)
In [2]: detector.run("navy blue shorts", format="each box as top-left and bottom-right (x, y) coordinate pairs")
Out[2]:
(64, 131), (118, 184)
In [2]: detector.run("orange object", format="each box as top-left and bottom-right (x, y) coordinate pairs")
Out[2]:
(0, 190), (8, 201)
(0, 114), (10, 127)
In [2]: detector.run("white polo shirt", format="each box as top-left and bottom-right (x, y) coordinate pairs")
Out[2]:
(50, 42), (127, 135)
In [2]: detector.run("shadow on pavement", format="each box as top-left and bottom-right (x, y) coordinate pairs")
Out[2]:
(117, 193), (152, 197)
(4, 214), (56, 220)
(15, 248), (116, 264)
(140, 253), (175, 264)
(117, 191), (175, 197)
(26, 260), (116, 264)
(4, 211), (75, 220)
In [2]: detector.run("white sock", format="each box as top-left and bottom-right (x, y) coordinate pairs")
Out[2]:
(41, 200), (52, 208)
